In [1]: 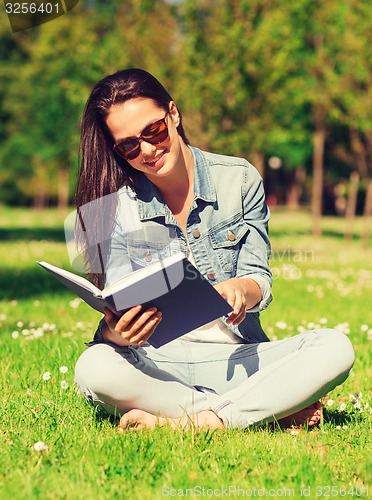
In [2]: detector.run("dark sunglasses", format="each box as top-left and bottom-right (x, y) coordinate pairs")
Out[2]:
(113, 111), (169, 161)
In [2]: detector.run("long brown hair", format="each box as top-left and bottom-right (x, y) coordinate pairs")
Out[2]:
(74, 68), (189, 286)
(75, 68), (188, 209)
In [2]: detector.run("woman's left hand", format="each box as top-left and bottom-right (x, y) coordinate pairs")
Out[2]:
(214, 277), (261, 326)
(214, 278), (246, 325)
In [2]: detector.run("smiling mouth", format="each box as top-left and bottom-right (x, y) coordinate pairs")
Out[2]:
(144, 150), (166, 165)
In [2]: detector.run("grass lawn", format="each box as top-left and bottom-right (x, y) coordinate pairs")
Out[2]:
(0, 206), (371, 499)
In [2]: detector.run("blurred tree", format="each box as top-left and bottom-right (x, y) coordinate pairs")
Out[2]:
(280, 0), (372, 235)
(1, 8), (102, 207)
(176, 0), (372, 234)
(176, 0), (300, 178)
(0, 15), (36, 205)
(0, 0), (177, 207)
(329, 0), (372, 245)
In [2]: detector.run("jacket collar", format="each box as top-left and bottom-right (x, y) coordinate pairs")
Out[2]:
(136, 146), (216, 222)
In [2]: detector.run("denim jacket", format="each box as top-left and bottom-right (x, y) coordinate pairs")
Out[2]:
(93, 146), (272, 344)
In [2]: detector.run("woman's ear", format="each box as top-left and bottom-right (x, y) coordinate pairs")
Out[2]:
(168, 101), (180, 127)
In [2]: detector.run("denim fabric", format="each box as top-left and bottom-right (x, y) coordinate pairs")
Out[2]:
(93, 146), (272, 344)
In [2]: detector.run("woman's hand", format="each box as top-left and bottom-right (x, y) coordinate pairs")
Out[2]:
(102, 305), (162, 346)
(214, 277), (261, 326)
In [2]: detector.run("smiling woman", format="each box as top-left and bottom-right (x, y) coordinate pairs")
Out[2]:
(106, 98), (191, 186)
(73, 68), (355, 431)
(112, 109), (169, 161)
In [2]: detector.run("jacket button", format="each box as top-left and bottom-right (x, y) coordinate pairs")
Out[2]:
(193, 229), (201, 239)
(228, 230), (236, 241)
(207, 272), (215, 280)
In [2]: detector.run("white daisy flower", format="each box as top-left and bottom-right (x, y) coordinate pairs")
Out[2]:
(275, 321), (287, 330)
(360, 324), (369, 332)
(59, 366), (68, 374)
(42, 372), (51, 381)
(290, 429), (300, 435)
(336, 425), (341, 430)
(327, 400), (335, 407)
(319, 318), (328, 325)
(307, 322), (315, 329)
(334, 322), (350, 334)
(11, 331), (19, 339)
(33, 441), (48, 451)
(342, 425), (348, 429)
(248, 418), (255, 425)
(354, 392), (362, 399)
(16, 321), (23, 327)
(338, 403), (346, 412)
(60, 380), (69, 390)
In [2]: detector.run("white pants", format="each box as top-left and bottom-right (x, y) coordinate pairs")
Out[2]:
(75, 329), (354, 428)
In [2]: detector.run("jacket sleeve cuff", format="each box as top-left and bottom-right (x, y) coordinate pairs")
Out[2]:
(239, 274), (272, 312)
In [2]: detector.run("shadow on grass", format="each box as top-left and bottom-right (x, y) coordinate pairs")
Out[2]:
(0, 266), (84, 300)
(90, 405), (357, 433)
(0, 227), (66, 242)
(322, 408), (355, 426)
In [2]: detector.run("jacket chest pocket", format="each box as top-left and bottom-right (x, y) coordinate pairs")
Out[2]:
(127, 239), (174, 270)
(209, 215), (250, 273)
(126, 225), (182, 270)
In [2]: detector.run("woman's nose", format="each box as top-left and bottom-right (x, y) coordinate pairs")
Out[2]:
(140, 139), (157, 157)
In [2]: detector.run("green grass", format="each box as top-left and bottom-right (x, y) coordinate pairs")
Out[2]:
(0, 206), (371, 499)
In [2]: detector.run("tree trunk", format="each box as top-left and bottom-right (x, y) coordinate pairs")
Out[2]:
(312, 125), (326, 237)
(33, 189), (48, 209)
(251, 152), (265, 179)
(285, 166), (306, 209)
(361, 179), (372, 248)
(344, 171), (360, 242)
(58, 167), (69, 210)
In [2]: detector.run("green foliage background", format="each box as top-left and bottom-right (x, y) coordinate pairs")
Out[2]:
(0, 0), (371, 207)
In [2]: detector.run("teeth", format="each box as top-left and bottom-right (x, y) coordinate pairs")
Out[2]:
(147, 152), (164, 164)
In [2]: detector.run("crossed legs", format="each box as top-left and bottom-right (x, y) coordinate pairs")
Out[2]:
(75, 329), (354, 430)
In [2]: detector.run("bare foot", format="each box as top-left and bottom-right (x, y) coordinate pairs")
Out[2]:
(119, 409), (224, 432)
(276, 401), (322, 428)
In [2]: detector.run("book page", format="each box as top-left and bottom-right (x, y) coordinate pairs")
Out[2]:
(36, 261), (101, 295)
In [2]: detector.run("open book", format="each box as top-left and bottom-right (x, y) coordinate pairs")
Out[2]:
(37, 253), (232, 348)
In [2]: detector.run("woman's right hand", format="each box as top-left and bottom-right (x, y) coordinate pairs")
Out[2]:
(102, 306), (162, 346)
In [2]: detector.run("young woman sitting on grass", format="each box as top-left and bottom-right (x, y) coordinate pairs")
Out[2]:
(74, 68), (355, 430)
